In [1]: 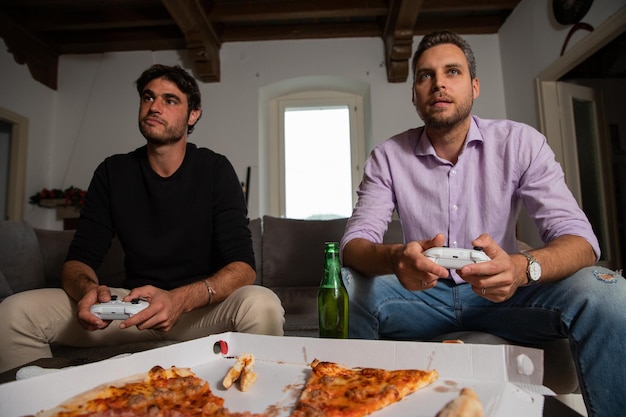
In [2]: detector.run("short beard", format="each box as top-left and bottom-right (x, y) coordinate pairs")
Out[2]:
(420, 97), (473, 131)
(139, 121), (186, 146)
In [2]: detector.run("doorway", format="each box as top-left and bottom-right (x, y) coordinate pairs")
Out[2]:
(536, 9), (626, 270)
(0, 107), (28, 222)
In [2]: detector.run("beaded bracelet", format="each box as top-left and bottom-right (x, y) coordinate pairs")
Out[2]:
(203, 280), (216, 306)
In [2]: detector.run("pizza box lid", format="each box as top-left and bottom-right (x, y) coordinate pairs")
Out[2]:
(0, 332), (553, 417)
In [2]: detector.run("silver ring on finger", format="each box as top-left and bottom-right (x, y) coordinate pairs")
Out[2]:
(481, 287), (487, 295)
(422, 280), (428, 287)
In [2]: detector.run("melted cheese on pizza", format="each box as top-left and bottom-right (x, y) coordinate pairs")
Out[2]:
(292, 359), (438, 417)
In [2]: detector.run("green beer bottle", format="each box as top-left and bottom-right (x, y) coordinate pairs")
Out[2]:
(318, 242), (349, 338)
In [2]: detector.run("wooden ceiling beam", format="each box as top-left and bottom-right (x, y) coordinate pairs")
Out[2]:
(383, 0), (423, 83)
(54, 28), (186, 54)
(413, 15), (506, 35)
(421, 0), (521, 13)
(221, 22), (382, 42)
(0, 11), (58, 90)
(162, 0), (221, 82)
(211, 0), (388, 22)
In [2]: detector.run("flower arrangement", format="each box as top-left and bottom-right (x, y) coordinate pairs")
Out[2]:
(29, 186), (87, 208)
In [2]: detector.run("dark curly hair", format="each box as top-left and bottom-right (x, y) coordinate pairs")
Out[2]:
(411, 31), (477, 85)
(135, 64), (202, 134)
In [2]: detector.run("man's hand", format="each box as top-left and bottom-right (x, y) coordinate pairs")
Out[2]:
(118, 286), (184, 332)
(394, 233), (450, 291)
(457, 234), (525, 302)
(77, 285), (114, 330)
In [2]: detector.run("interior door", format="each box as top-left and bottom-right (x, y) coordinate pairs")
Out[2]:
(557, 82), (621, 269)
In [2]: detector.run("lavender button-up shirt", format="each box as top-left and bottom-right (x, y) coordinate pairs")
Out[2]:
(341, 116), (600, 283)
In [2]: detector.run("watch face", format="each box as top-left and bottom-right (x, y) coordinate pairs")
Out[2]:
(529, 262), (542, 281)
(552, 0), (594, 25)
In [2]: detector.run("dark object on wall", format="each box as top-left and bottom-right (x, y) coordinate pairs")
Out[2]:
(553, 0), (594, 25)
(560, 22), (594, 56)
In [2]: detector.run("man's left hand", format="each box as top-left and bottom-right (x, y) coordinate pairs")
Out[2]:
(118, 286), (184, 331)
(457, 234), (525, 302)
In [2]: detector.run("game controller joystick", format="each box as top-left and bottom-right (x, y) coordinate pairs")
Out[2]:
(90, 295), (149, 320)
(423, 247), (490, 270)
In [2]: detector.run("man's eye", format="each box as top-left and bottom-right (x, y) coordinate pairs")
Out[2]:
(449, 69), (459, 75)
(419, 73), (431, 80)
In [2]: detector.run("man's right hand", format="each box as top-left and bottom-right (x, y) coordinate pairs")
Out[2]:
(77, 285), (113, 330)
(393, 233), (449, 291)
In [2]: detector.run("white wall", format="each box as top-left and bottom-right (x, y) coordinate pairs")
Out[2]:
(1, 0), (621, 231)
(499, 0), (625, 127)
(1, 33), (505, 228)
(499, 0), (624, 247)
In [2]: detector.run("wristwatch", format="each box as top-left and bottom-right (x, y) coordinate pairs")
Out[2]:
(522, 252), (542, 285)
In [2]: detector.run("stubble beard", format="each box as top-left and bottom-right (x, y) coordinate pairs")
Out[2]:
(139, 119), (187, 146)
(419, 95), (473, 131)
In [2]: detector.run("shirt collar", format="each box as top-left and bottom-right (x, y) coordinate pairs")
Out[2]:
(414, 115), (484, 157)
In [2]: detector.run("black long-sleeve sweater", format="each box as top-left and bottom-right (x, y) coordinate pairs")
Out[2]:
(66, 143), (254, 290)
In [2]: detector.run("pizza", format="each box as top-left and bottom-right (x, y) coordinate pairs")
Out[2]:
(32, 356), (441, 417)
(291, 358), (439, 417)
(36, 365), (266, 417)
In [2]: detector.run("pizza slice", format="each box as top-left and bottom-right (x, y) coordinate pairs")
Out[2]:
(291, 359), (439, 417)
(35, 365), (266, 417)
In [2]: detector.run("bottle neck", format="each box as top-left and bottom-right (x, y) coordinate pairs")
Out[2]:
(321, 251), (342, 286)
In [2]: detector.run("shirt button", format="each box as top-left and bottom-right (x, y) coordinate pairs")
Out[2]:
(452, 241), (458, 247)
(452, 204), (458, 210)
(451, 170), (457, 175)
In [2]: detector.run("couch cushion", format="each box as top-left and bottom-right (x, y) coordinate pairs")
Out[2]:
(249, 218), (262, 285)
(262, 216), (348, 288)
(34, 228), (76, 287)
(0, 221), (45, 293)
(0, 269), (13, 301)
(35, 228), (126, 288)
(383, 218), (404, 244)
(97, 236), (126, 288)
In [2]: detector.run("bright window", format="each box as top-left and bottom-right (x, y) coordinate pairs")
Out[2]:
(284, 106), (352, 219)
(269, 90), (365, 219)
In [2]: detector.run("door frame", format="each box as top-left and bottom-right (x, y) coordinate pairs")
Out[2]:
(534, 8), (625, 269)
(535, 7), (626, 166)
(0, 107), (28, 221)
(556, 82), (619, 269)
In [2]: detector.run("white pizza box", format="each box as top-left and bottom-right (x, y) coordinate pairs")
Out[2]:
(0, 332), (554, 417)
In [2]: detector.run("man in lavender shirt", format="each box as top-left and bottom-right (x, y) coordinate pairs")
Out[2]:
(340, 31), (625, 417)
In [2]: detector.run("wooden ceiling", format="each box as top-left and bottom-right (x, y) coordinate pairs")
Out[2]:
(0, 0), (522, 90)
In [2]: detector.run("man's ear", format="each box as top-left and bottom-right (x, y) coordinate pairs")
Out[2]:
(472, 78), (480, 100)
(188, 108), (202, 125)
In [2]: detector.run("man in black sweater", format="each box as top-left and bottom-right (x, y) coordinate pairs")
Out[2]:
(0, 64), (284, 372)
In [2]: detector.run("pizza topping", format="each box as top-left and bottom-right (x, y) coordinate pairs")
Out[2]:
(222, 353), (257, 392)
(37, 357), (441, 417)
(291, 359), (438, 417)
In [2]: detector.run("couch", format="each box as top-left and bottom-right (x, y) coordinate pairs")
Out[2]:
(0, 217), (578, 394)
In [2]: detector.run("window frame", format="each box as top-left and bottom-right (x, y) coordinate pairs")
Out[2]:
(269, 90), (365, 218)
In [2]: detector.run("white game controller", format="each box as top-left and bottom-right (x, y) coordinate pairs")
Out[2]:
(90, 295), (149, 320)
(423, 247), (490, 269)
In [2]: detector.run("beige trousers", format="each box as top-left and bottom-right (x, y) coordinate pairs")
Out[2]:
(0, 285), (284, 372)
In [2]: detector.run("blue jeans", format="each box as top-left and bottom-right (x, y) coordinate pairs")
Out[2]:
(342, 266), (626, 417)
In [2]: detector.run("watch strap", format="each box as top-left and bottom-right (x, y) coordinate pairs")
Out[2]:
(522, 252), (540, 286)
